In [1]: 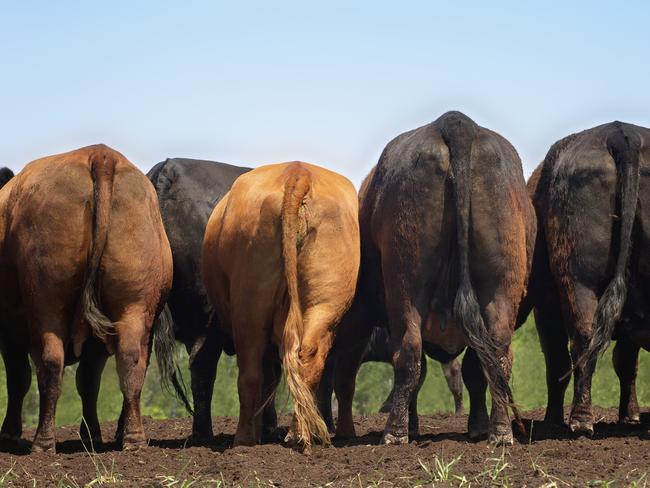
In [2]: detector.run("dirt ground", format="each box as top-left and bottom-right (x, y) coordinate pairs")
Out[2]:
(0, 408), (647, 487)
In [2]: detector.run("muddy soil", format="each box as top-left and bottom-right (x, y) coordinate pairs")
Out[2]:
(0, 408), (647, 487)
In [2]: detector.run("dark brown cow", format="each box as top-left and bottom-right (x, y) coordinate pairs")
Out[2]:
(0, 145), (173, 452)
(528, 121), (650, 435)
(202, 162), (360, 450)
(328, 112), (535, 446)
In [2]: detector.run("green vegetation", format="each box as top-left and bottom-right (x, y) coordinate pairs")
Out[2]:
(0, 315), (648, 427)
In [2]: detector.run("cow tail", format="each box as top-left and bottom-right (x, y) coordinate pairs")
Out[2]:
(81, 147), (117, 342)
(579, 124), (641, 370)
(440, 112), (522, 428)
(154, 304), (194, 414)
(281, 167), (330, 448)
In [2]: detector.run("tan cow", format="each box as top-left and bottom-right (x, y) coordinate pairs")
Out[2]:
(202, 161), (360, 450)
(0, 145), (173, 453)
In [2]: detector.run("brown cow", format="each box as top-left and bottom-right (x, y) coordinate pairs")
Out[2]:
(202, 161), (360, 450)
(0, 145), (173, 453)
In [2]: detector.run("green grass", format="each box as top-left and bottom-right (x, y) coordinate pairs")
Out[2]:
(0, 315), (648, 428)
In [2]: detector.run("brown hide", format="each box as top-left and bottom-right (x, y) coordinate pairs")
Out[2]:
(202, 161), (360, 450)
(0, 144), (172, 452)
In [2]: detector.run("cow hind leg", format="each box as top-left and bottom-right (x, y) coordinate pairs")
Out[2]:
(261, 354), (282, 442)
(612, 336), (640, 424)
(566, 287), (599, 436)
(534, 299), (570, 425)
(462, 348), (489, 440)
(379, 386), (395, 414)
(480, 299), (516, 446)
(316, 355), (336, 433)
(0, 343), (31, 441)
(333, 339), (369, 438)
(31, 328), (66, 453)
(113, 310), (150, 450)
(189, 329), (222, 441)
(441, 358), (464, 415)
(76, 338), (109, 445)
(382, 301), (423, 445)
(233, 321), (267, 447)
(407, 353), (427, 438)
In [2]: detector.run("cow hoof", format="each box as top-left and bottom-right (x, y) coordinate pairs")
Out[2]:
(381, 433), (408, 445)
(31, 438), (56, 454)
(284, 431), (312, 453)
(190, 432), (213, 444)
(568, 418), (594, 437)
(543, 414), (565, 426)
(619, 414), (640, 425)
(335, 425), (356, 439)
(488, 432), (513, 447)
(80, 436), (103, 448)
(122, 440), (146, 451)
(468, 421), (489, 440)
(262, 427), (287, 443)
(122, 434), (147, 451)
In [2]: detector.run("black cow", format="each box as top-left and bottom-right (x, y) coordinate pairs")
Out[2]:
(326, 112), (535, 446)
(527, 121), (650, 436)
(0, 168), (14, 189)
(147, 158), (250, 440)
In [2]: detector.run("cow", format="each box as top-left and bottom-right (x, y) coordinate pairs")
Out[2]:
(202, 161), (360, 451)
(147, 158), (252, 440)
(0, 168), (14, 189)
(326, 112), (535, 446)
(527, 121), (650, 436)
(0, 144), (174, 453)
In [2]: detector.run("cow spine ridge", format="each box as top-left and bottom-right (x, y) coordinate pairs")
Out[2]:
(439, 112), (521, 425)
(582, 124), (642, 369)
(280, 166), (331, 448)
(81, 145), (117, 345)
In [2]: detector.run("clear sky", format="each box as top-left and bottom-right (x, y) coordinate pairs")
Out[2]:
(2, 0), (649, 186)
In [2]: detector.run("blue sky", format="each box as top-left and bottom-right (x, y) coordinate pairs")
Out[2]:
(1, 1), (649, 186)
